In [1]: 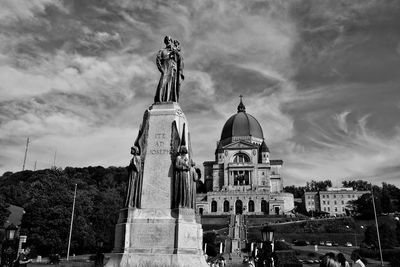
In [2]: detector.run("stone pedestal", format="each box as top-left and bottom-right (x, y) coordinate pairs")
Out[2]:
(105, 103), (208, 267)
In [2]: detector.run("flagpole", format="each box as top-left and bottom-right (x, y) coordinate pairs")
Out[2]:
(371, 184), (384, 266)
(67, 184), (77, 261)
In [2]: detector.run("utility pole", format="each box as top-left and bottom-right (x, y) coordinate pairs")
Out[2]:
(67, 184), (77, 261)
(22, 137), (30, 171)
(371, 184), (384, 266)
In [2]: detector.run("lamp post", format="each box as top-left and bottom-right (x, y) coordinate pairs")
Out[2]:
(1, 224), (19, 267)
(260, 226), (274, 267)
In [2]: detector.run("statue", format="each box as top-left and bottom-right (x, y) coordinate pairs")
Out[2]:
(189, 160), (200, 209)
(124, 146), (142, 208)
(174, 146), (190, 208)
(154, 36), (184, 103)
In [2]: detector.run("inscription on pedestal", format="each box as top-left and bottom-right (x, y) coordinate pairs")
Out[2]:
(150, 133), (170, 154)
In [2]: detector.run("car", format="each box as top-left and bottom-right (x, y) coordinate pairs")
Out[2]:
(344, 242), (353, 247)
(333, 242), (339, 246)
(325, 241), (333, 246)
(319, 241), (325, 246)
(294, 240), (308, 246)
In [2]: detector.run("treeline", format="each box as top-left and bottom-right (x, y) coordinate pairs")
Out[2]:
(284, 180), (400, 217)
(0, 166), (128, 256)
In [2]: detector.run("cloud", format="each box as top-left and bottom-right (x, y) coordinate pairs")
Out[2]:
(1, 0), (400, 190)
(334, 110), (351, 133)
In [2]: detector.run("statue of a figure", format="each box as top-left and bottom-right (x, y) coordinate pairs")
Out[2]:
(174, 146), (190, 208)
(154, 36), (184, 103)
(189, 160), (200, 209)
(124, 146), (142, 208)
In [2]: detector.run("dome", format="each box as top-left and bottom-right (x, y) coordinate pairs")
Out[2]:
(220, 98), (264, 143)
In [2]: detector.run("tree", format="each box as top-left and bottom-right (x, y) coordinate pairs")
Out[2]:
(305, 180), (332, 191)
(283, 185), (305, 198)
(342, 180), (370, 191)
(0, 195), (10, 226)
(0, 166), (128, 256)
(364, 223), (397, 249)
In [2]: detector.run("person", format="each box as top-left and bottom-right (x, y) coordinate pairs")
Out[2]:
(17, 247), (32, 267)
(337, 253), (350, 267)
(320, 253), (340, 267)
(351, 252), (366, 267)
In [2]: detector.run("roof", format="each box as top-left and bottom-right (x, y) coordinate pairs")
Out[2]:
(3, 204), (24, 228)
(220, 99), (264, 142)
(270, 159), (283, 165)
(260, 140), (270, 152)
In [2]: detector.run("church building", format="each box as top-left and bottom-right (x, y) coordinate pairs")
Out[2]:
(196, 98), (294, 216)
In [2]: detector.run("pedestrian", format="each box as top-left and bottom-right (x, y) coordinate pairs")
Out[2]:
(337, 253), (350, 267)
(17, 247), (32, 267)
(320, 253), (340, 267)
(351, 252), (366, 267)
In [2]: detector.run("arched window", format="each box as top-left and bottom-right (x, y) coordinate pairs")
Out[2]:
(211, 201), (217, 212)
(223, 200), (230, 212)
(233, 153), (250, 163)
(261, 200), (268, 213)
(248, 200), (255, 212)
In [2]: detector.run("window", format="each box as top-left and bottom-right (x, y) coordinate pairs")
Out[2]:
(211, 201), (217, 212)
(348, 195), (351, 198)
(322, 195), (325, 198)
(233, 153), (250, 163)
(323, 201), (326, 205)
(261, 200), (268, 213)
(335, 207), (337, 212)
(248, 200), (255, 212)
(223, 200), (229, 212)
(341, 201), (344, 204)
(334, 194), (336, 198)
(328, 201), (330, 205)
(324, 207), (326, 211)
(342, 207), (345, 212)
(334, 201), (337, 205)
(328, 207), (330, 211)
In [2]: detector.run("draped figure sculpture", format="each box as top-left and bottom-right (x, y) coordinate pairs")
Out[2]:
(124, 146), (142, 208)
(174, 146), (190, 208)
(189, 160), (200, 209)
(154, 36), (184, 103)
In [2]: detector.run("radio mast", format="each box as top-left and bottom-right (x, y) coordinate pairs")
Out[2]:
(22, 137), (30, 171)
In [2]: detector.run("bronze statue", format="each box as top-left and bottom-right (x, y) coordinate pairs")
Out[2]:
(124, 146), (142, 208)
(174, 146), (190, 208)
(154, 36), (184, 103)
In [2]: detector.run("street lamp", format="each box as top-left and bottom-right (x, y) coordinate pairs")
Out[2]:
(6, 224), (18, 240)
(1, 224), (19, 267)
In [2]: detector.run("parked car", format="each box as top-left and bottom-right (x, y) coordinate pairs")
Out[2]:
(319, 241), (325, 246)
(293, 240), (308, 246)
(325, 241), (333, 246)
(344, 242), (353, 247)
(333, 242), (339, 246)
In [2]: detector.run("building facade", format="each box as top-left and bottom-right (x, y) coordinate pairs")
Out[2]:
(304, 187), (369, 216)
(195, 99), (294, 216)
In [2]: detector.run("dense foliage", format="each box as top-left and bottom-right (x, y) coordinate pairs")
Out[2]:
(0, 166), (128, 256)
(0, 194), (10, 227)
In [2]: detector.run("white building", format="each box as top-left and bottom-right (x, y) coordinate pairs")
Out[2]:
(304, 187), (369, 216)
(195, 99), (294, 216)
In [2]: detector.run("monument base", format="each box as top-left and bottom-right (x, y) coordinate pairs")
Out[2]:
(105, 252), (208, 267)
(105, 208), (208, 267)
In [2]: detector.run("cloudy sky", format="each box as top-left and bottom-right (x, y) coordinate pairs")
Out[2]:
(1, 0), (400, 187)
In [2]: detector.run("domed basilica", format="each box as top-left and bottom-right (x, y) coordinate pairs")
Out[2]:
(196, 98), (294, 216)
